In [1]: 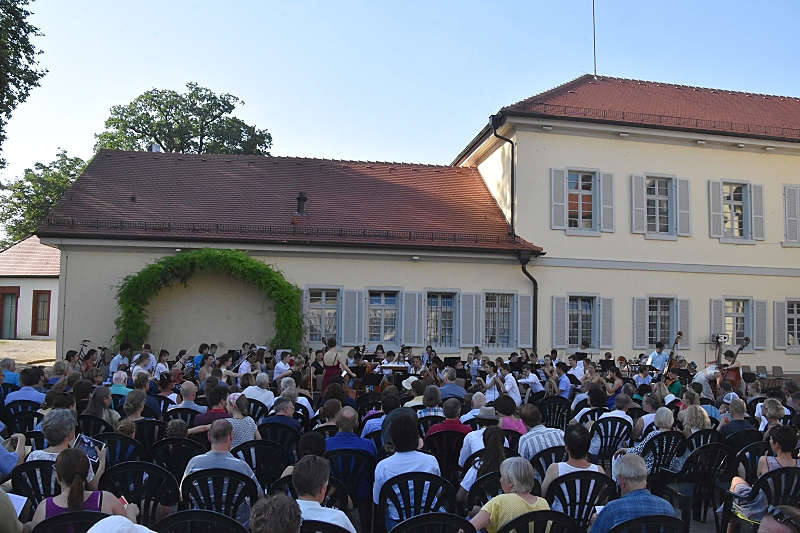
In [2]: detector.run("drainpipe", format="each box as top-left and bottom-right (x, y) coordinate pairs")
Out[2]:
(518, 250), (540, 355)
(490, 114), (515, 237)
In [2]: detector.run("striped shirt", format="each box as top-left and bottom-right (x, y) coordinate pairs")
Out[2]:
(518, 424), (565, 461)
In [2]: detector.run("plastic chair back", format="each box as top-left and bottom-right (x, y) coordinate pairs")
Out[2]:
(378, 472), (455, 522)
(182, 468), (259, 518)
(544, 471), (617, 530)
(540, 397), (571, 430)
(608, 514), (688, 533)
(530, 445), (565, 482)
(154, 509), (248, 533)
(390, 512), (476, 533)
(98, 460), (179, 526)
(166, 407), (199, 426)
(496, 509), (579, 533)
(31, 511), (108, 533)
(95, 432), (145, 467)
(152, 438), (207, 482)
(326, 448), (376, 503)
(11, 460), (59, 510)
(232, 440), (293, 491)
(77, 414), (114, 437)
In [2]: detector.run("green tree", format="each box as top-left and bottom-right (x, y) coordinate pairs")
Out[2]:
(0, 0), (48, 168)
(0, 149), (85, 247)
(94, 82), (272, 155)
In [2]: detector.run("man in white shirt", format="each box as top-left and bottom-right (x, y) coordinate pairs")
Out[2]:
(293, 455), (357, 533)
(567, 354), (585, 381)
(589, 394), (634, 455)
(647, 341), (670, 378)
(519, 365), (544, 396)
(243, 372), (275, 409)
(518, 404), (565, 462)
(498, 364), (522, 406)
(460, 392), (486, 424)
(273, 356), (291, 382)
(108, 342), (132, 379)
(373, 411), (440, 531)
(458, 407), (507, 466)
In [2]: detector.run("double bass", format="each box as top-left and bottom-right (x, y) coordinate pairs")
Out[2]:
(664, 330), (682, 387)
(718, 336), (750, 395)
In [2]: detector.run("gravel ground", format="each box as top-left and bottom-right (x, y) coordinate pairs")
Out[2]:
(0, 339), (57, 364)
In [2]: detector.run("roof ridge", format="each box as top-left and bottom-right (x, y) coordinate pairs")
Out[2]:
(501, 74), (596, 111)
(97, 149), (477, 169)
(597, 75), (800, 101)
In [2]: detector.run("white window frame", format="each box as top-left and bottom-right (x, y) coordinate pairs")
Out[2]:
(482, 290), (517, 352)
(644, 173), (678, 240)
(646, 295), (676, 348)
(304, 286), (343, 346)
(565, 167), (601, 236)
(424, 289), (460, 353)
(366, 288), (401, 349)
(787, 299), (800, 351)
(723, 296), (753, 348)
(567, 293), (599, 350)
(721, 181), (752, 242)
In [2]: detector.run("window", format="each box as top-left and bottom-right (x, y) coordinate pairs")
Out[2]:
(646, 177), (672, 234)
(568, 296), (594, 347)
(788, 301), (800, 347)
(722, 182), (748, 238)
(368, 291), (398, 344)
(426, 293), (455, 348)
(31, 290), (50, 336)
(484, 293), (512, 348)
(724, 299), (748, 345)
(648, 297), (672, 346)
(307, 289), (338, 343)
(567, 171), (595, 229)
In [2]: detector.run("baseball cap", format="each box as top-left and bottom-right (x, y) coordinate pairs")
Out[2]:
(722, 392), (740, 404)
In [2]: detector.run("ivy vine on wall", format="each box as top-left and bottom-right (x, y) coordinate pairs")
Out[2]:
(115, 248), (302, 352)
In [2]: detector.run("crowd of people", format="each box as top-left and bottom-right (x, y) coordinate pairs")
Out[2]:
(0, 337), (796, 533)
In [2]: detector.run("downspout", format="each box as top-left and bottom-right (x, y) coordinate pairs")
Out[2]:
(490, 114), (515, 237)
(518, 250), (541, 355)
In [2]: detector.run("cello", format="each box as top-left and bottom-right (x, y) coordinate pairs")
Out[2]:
(663, 330), (682, 387)
(718, 337), (749, 395)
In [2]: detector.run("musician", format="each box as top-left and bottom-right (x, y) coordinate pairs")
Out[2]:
(468, 352), (481, 380)
(549, 348), (559, 363)
(566, 355), (584, 381)
(691, 365), (720, 400)
(665, 367), (682, 397)
(720, 349), (744, 395)
(423, 345), (434, 366)
(518, 364), (545, 397)
(646, 341), (670, 379)
(633, 365), (652, 388)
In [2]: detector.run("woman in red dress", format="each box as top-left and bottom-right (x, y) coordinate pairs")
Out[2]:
(321, 337), (355, 391)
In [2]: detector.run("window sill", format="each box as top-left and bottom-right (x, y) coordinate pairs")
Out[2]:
(719, 238), (756, 245)
(782, 242), (800, 248)
(644, 233), (678, 241)
(430, 346), (460, 354)
(786, 347), (800, 355)
(565, 229), (602, 237)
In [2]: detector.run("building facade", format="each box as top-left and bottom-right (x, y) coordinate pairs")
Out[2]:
(0, 236), (60, 340)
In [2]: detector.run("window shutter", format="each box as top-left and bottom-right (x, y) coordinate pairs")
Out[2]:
(416, 293), (425, 347)
(551, 296), (568, 349)
(677, 179), (691, 236)
(631, 175), (646, 234)
(341, 290), (361, 346)
(358, 292), (367, 346)
(751, 184), (765, 241)
(301, 289), (310, 341)
(403, 292), (422, 347)
(518, 294), (533, 348)
(784, 185), (799, 243)
(677, 299), (690, 349)
(754, 299), (768, 350)
(600, 172), (614, 232)
(774, 301), (787, 350)
(460, 293), (479, 347)
(632, 297), (648, 349)
(550, 169), (567, 229)
(708, 180), (723, 238)
(710, 299), (724, 339)
(599, 297), (613, 348)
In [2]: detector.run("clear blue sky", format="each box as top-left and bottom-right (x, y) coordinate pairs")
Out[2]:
(3, 0), (799, 181)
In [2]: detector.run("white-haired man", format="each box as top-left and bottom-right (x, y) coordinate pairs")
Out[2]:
(281, 377), (312, 416)
(109, 371), (132, 397)
(588, 454), (675, 533)
(244, 372), (275, 408)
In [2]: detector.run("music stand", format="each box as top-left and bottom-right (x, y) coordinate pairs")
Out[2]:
(361, 373), (382, 388)
(443, 357), (461, 368)
(455, 368), (469, 380)
(567, 373), (581, 386)
(509, 362), (524, 373)
(599, 359), (615, 372)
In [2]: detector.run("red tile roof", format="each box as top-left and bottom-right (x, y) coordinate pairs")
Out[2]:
(0, 236), (60, 277)
(38, 150), (540, 254)
(502, 74), (800, 142)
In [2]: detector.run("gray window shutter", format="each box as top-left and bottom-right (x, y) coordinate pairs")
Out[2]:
(754, 299), (768, 350)
(341, 290), (361, 346)
(301, 288), (310, 341)
(551, 169), (567, 229)
(518, 294), (533, 348)
(631, 175), (646, 234)
(551, 296), (568, 349)
(677, 299), (690, 349)
(632, 297), (648, 349)
(403, 292), (422, 347)
(677, 179), (691, 236)
(785, 185), (800, 243)
(460, 293), (478, 347)
(774, 301), (787, 350)
(710, 299), (724, 339)
(708, 180), (723, 238)
(600, 173), (614, 232)
(751, 184), (765, 241)
(358, 292), (367, 345)
(599, 297), (613, 348)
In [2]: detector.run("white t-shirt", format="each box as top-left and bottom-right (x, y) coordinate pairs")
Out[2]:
(296, 499), (356, 533)
(155, 362), (169, 377)
(755, 402), (791, 431)
(273, 360), (290, 381)
(504, 373), (522, 406)
(520, 374), (544, 394)
(373, 451), (440, 518)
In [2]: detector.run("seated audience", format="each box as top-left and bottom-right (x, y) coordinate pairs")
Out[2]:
(167, 381), (206, 413)
(426, 398), (472, 436)
(181, 419), (262, 526)
(282, 432), (327, 478)
(292, 455), (357, 533)
(614, 407), (678, 473)
(165, 419), (188, 439)
(82, 386), (121, 428)
(469, 457), (549, 533)
(719, 398), (752, 439)
(314, 399), (341, 429)
(632, 393), (660, 441)
(571, 385), (607, 424)
(122, 390), (147, 423)
(589, 393), (634, 455)
(0, 358), (19, 386)
(457, 425), (505, 505)
(243, 372), (275, 409)
(193, 385), (231, 426)
(541, 424), (605, 512)
(250, 493), (300, 533)
(29, 448), (137, 528)
(116, 419), (136, 439)
(495, 394), (526, 434)
(223, 393), (261, 447)
(0, 432), (26, 477)
(109, 371), (132, 397)
(417, 385), (445, 418)
(682, 404), (711, 438)
(461, 392), (486, 424)
(360, 391), (399, 438)
(499, 364), (522, 406)
(325, 406), (377, 456)
(459, 406), (505, 467)
(132, 373), (162, 419)
(518, 404), (565, 462)
(588, 454), (675, 533)
(373, 409), (440, 531)
(403, 378), (426, 408)
(439, 367), (467, 400)
(262, 397), (302, 433)
(5, 367), (45, 405)
(761, 398), (786, 435)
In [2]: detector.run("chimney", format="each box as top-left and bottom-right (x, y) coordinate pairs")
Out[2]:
(296, 192), (308, 215)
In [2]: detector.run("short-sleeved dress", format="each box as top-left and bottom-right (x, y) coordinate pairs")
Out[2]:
(481, 493), (549, 533)
(227, 417), (258, 448)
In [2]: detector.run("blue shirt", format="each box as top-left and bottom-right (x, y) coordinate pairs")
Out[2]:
(260, 414), (301, 433)
(647, 351), (670, 373)
(0, 447), (18, 477)
(325, 431), (377, 456)
(439, 383), (466, 400)
(5, 386), (45, 406)
(634, 374), (652, 387)
(589, 489), (675, 533)
(558, 374), (571, 399)
(701, 403), (721, 421)
(3, 371), (19, 387)
(360, 415), (385, 438)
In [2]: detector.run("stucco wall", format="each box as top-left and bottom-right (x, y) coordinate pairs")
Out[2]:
(477, 142), (512, 223)
(0, 277), (59, 339)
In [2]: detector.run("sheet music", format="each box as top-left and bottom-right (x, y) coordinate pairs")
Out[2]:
(7, 493), (26, 518)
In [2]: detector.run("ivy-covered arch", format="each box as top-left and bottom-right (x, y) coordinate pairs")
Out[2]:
(115, 248), (302, 352)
